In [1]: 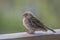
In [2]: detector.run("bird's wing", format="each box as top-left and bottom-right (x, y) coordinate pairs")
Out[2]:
(29, 17), (56, 32)
(30, 17), (47, 30)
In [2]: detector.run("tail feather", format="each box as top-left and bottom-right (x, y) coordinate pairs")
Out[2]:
(46, 27), (56, 33)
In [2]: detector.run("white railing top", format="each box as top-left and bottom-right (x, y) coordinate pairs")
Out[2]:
(0, 29), (60, 40)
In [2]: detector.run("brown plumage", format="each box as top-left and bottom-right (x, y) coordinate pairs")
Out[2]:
(23, 11), (56, 34)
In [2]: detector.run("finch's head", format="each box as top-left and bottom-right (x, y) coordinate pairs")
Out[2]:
(23, 11), (34, 18)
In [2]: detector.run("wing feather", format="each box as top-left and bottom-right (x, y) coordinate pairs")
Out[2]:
(30, 17), (47, 30)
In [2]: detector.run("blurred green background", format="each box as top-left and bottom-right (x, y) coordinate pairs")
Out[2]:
(0, 0), (60, 34)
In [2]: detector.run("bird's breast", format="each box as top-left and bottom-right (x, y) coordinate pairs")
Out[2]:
(23, 18), (30, 30)
(23, 18), (27, 27)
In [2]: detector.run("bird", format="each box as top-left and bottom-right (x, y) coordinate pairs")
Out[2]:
(23, 11), (56, 34)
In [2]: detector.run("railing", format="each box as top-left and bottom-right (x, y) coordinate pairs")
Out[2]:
(0, 29), (60, 40)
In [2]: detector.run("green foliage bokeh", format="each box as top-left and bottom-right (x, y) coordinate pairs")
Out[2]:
(0, 0), (60, 34)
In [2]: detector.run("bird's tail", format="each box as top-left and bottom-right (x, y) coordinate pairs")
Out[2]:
(46, 27), (56, 33)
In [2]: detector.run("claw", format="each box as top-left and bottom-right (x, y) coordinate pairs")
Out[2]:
(27, 32), (35, 34)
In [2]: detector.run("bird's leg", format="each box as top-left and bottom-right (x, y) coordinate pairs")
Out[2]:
(27, 30), (35, 34)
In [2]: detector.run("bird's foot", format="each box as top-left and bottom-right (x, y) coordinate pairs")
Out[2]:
(27, 32), (35, 34)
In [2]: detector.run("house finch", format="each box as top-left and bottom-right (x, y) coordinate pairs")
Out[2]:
(23, 11), (56, 34)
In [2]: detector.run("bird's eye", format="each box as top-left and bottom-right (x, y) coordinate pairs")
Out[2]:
(25, 13), (28, 16)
